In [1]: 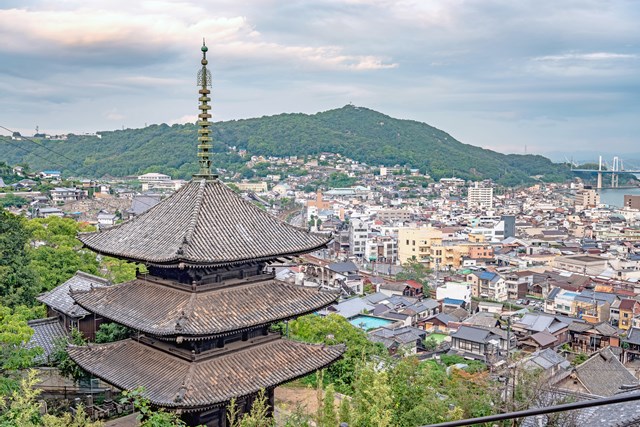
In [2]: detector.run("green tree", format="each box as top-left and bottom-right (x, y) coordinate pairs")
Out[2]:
(395, 257), (431, 288)
(0, 305), (43, 393)
(288, 314), (386, 394)
(121, 387), (186, 427)
(0, 369), (103, 427)
(338, 397), (351, 425)
(350, 364), (393, 427)
(50, 328), (89, 383)
(0, 209), (39, 307)
(95, 323), (131, 343)
(317, 383), (337, 427)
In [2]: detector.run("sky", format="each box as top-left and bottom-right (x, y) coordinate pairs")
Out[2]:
(1, 0), (639, 160)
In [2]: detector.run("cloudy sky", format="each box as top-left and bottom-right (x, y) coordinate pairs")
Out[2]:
(1, 0), (638, 159)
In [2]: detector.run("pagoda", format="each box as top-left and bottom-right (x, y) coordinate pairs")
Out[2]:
(67, 42), (344, 427)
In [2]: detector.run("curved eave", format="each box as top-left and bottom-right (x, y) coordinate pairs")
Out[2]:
(78, 350), (344, 412)
(79, 236), (332, 269)
(73, 290), (339, 339)
(68, 340), (346, 411)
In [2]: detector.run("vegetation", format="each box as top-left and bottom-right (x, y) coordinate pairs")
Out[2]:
(287, 314), (386, 394)
(0, 106), (573, 185)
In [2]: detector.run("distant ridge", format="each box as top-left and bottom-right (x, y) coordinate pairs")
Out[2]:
(0, 105), (570, 185)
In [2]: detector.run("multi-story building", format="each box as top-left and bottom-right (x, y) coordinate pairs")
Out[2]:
(50, 187), (83, 203)
(467, 182), (493, 210)
(364, 235), (398, 263)
(575, 188), (600, 208)
(349, 218), (369, 257)
(624, 195), (640, 210)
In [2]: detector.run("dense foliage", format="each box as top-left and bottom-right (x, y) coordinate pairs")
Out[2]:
(0, 106), (572, 185)
(287, 314), (387, 394)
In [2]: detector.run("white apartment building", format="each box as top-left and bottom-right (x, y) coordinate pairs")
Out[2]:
(467, 183), (493, 210)
(349, 218), (369, 257)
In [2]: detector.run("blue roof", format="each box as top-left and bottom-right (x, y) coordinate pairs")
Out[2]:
(42, 170), (61, 174)
(479, 271), (498, 281)
(443, 297), (465, 306)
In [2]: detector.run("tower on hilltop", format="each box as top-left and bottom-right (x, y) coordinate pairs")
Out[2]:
(67, 42), (344, 427)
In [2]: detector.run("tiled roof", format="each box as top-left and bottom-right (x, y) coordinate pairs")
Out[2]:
(79, 179), (331, 268)
(26, 317), (67, 364)
(574, 347), (638, 397)
(68, 338), (344, 409)
(37, 271), (111, 317)
(72, 277), (338, 337)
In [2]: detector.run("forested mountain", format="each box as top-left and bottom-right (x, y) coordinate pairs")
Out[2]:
(0, 105), (570, 185)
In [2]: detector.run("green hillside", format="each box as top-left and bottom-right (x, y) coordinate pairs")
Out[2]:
(0, 105), (570, 185)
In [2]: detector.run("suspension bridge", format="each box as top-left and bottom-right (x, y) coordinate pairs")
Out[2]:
(570, 156), (640, 189)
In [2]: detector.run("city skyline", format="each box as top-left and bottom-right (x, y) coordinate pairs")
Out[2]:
(1, 0), (639, 158)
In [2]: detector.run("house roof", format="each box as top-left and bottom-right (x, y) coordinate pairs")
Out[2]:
(327, 261), (358, 273)
(619, 299), (639, 311)
(37, 271), (111, 317)
(529, 330), (557, 347)
(574, 347), (638, 397)
(71, 277), (338, 338)
(68, 337), (344, 410)
(451, 325), (494, 344)
(625, 327), (640, 346)
(79, 179), (331, 268)
(26, 317), (67, 364)
(463, 312), (499, 329)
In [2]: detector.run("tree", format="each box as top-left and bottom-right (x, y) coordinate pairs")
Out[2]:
(0, 305), (43, 393)
(350, 364), (393, 427)
(50, 328), (89, 383)
(95, 323), (131, 343)
(287, 314), (386, 394)
(0, 209), (39, 307)
(121, 387), (186, 427)
(338, 397), (351, 426)
(0, 370), (103, 427)
(395, 257), (431, 288)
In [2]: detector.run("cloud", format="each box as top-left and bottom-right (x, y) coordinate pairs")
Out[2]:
(1, 0), (639, 155)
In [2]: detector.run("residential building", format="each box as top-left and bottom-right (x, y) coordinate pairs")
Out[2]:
(449, 325), (514, 363)
(467, 182), (493, 210)
(618, 299), (640, 330)
(349, 218), (369, 257)
(50, 187), (83, 203)
(574, 189), (600, 208)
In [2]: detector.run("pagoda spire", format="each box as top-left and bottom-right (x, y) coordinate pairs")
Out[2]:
(194, 39), (216, 178)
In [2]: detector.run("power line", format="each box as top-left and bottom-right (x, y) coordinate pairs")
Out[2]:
(0, 125), (161, 210)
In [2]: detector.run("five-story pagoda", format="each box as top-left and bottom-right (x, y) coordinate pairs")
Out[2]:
(67, 42), (344, 427)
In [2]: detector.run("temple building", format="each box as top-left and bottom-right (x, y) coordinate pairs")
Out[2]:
(67, 42), (344, 426)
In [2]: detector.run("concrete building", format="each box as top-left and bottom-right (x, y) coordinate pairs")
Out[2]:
(553, 255), (607, 275)
(467, 182), (493, 210)
(624, 195), (640, 210)
(349, 218), (369, 257)
(575, 189), (600, 208)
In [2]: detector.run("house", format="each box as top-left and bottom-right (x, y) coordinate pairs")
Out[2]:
(36, 207), (64, 218)
(320, 297), (375, 319)
(448, 325), (514, 364)
(554, 347), (638, 397)
(368, 326), (427, 356)
(97, 210), (117, 227)
(518, 330), (558, 352)
(124, 194), (162, 219)
(379, 280), (423, 298)
(50, 187), (83, 203)
(621, 326), (640, 363)
(617, 299), (640, 330)
(511, 313), (572, 346)
(326, 261), (363, 295)
(422, 312), (458, 332)
(25, 317), (67, 365)
(40, 170), (62, 179)
(567, 321), (620, 353)
(36, 271), (112, 341)
(519, 348), (571, 381)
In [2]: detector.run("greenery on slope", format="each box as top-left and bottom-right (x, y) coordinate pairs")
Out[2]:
(1, 106), (572, 185)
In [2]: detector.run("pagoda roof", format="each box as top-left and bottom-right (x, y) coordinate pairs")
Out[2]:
(78, 179), (331, 268)
(71, 277), (338, 338)
(68, 337), (344, 410)
(37, 271), (111, 318)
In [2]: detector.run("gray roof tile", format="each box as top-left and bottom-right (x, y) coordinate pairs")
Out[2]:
(80, 179), (331, 268)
